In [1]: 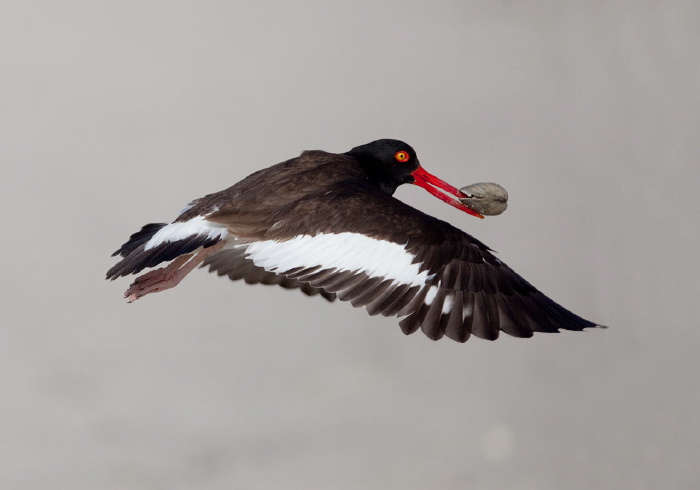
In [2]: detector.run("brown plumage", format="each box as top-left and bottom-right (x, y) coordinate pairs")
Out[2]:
(107, 139), (602, 342)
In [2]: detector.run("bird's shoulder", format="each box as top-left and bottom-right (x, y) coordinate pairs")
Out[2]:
(175, 150), (364, 222)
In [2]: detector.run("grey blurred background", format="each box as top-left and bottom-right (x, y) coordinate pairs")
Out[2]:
(2, 1), (698, 489)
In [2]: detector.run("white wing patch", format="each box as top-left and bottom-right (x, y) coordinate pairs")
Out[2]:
(144, 216), (229, 250)
(244, 233), (430, 288)
(424, 285), (439, 305)
(441, 293), (454, 314)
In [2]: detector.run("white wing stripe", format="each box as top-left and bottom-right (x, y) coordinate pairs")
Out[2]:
(144, 216), (228, 250)
(244, 233), (430, 288)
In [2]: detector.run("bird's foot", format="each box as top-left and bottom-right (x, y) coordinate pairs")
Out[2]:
(124, 242), (225, 302)
(125, 255), (192, 302)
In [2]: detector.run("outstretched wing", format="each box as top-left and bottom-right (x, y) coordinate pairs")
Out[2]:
(207, 187), (600, 342)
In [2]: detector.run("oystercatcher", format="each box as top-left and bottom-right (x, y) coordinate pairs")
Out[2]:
(107, 139), (600, 342)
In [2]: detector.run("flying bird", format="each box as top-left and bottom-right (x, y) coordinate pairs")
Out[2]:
(107, 139), (600, 342)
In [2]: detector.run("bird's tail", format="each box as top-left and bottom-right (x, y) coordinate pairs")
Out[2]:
(111, 223), (167, 258)
(105, 222), (221, 280)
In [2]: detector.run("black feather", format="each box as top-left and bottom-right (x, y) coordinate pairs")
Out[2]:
(111, 223), (167, 257)
(106, 234), (220, 279)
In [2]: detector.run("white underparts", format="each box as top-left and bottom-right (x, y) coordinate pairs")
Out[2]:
(244, 232), (431, 289)
(144, 216), (229, 250)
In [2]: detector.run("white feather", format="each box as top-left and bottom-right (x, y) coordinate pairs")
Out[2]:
(442, 294), (454, 314)
(244, 233), (430, 288)
(144, 216), (228, 250)
(424, 285), (439, 306)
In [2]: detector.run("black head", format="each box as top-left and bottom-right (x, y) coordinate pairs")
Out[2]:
(346, 138), (485, 218)
(346, 139), (420, 194)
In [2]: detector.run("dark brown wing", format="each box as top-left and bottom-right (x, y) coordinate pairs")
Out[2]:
(210, 183), (599, 342)
(398, 231), (597, 342)
(201, 245), (336, 302)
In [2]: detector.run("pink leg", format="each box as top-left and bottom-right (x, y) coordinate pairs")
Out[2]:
(125, 242), (224, 303)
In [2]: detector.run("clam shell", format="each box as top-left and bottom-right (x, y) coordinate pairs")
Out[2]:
(459, 182), (509, 216)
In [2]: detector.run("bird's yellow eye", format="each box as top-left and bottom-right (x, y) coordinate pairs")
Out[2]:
(395, 151), (410, 163)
